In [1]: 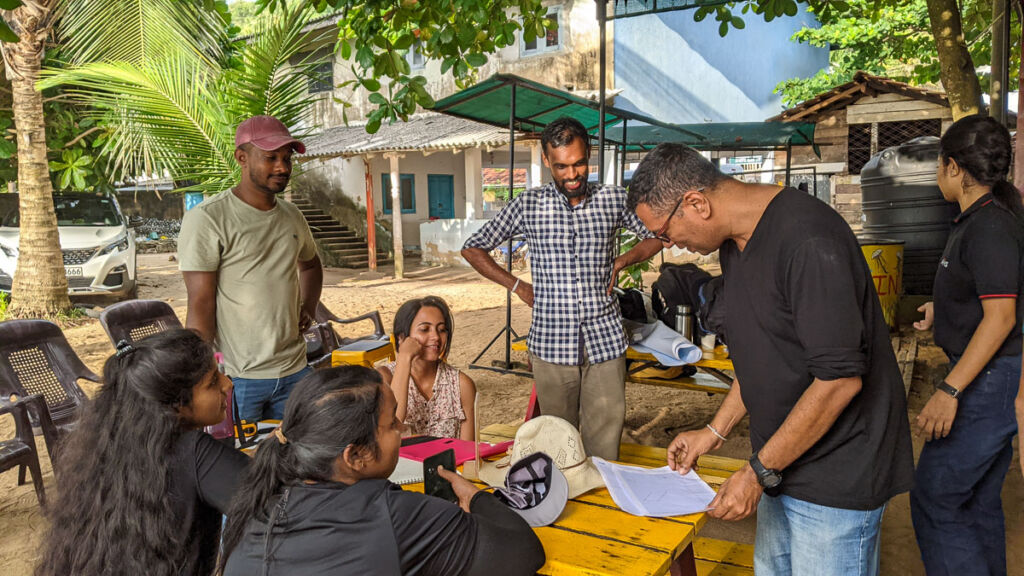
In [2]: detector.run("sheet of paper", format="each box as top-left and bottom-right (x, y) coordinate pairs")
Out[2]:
(388, 456), (424, 485)
(593, 457), (717, 517)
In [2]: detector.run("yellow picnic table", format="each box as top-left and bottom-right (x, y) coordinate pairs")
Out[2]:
(511, 338), (736, 395)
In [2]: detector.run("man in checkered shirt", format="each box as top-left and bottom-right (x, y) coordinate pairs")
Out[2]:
(462, 117), (664, 460)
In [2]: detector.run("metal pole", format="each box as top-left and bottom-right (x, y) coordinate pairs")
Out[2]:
(991, 0), (1010, 123)
(597, 0), (607, 183)
(505, 84), (517, 369)
(620, 119), (628, 186)
(784, 143), (792, 188)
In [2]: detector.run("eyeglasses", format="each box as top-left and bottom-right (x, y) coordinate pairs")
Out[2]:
(653, 188), (702, 243)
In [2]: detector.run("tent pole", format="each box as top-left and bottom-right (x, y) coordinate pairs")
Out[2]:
(784, 142), (792, 187)
(504, 84), (517, 369)
(597, 0), (607, 183)
(620, 119), (628, 185)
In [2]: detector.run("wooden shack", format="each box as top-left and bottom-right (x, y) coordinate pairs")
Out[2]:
(768, 72), (953, 232)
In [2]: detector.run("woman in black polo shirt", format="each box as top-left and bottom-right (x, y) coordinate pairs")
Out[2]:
(220, 365), (544, 576)
(911, 114), (1023, 576)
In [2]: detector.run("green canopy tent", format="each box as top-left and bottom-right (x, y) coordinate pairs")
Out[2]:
(433, 73), (703, 376)
(433, 74), (816, 375)
(605, 121), (819, 187)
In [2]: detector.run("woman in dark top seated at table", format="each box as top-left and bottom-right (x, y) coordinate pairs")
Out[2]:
(35, 329), (249, 576)
(219, 365), (545, 576)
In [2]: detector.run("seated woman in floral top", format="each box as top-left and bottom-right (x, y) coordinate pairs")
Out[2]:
(377, 296), (476, 440)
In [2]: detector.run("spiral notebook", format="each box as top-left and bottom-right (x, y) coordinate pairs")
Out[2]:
(388, 456), (424, 485)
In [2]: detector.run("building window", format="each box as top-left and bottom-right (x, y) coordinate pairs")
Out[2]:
(294, 49), (334, 94)
(381, 173), (416, 214)
(878, 118), (941, 149)
(847, 118), (940, 175)
(521, 7), (561, 56)
(847, 124), (871, 175)
(407, 40), (426, 70)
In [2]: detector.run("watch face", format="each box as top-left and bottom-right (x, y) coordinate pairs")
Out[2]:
(762, 472), (782, 489)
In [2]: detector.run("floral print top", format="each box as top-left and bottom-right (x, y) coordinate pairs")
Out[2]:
(384, 360), (466, 438)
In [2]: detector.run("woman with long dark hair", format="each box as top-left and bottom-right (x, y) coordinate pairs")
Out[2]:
(911, 114), (1024, 576)
(35, 328), (247, 576)
(220, 365), (543, 576)
(377, 296), (476, 440)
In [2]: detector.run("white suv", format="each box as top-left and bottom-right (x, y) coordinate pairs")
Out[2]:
(0, 193), (137, 299)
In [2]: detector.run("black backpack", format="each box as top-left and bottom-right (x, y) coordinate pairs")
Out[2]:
(651, 263), (728, 345)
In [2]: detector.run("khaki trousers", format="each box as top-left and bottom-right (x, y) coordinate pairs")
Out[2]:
(530, 351), (627, 460)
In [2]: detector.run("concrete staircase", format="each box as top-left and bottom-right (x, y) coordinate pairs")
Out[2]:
(291, 194), (389, 269)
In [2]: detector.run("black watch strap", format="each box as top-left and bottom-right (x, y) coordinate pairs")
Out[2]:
(936, 380), (961, 399)
(749, 453), (782, 495)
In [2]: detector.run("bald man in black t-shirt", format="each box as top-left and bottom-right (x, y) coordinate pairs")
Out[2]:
(627, 144), (913, 576)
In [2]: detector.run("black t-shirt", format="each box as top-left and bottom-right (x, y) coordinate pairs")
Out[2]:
(169, 430), (251, 576)
(222, 479), (544, 576)
(933, 193), (1024, 358)
(720, 187), (914, 510)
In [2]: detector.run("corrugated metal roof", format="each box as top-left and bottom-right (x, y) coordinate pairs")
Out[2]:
(299, 113), (526, 159)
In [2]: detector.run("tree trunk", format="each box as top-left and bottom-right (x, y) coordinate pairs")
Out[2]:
(2, 4), (71, 316)
(926, 0), (984, 119)
(1016, 24), (1024, 191)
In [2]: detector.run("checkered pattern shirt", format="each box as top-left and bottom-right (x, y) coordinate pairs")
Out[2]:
(464, 182), (654, 365)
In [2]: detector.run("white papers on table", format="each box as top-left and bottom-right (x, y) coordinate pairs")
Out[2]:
(592, 457), (717, 517)
(625, 320), (703, 366)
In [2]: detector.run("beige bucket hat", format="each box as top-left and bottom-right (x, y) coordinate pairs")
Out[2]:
(478, 415), (605, 498)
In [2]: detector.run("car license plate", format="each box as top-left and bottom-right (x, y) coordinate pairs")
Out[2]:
(65, 267), (83, 277)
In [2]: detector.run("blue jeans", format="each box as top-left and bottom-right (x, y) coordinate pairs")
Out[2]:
(231, 366), (312, 423)
(755, 494), (885, 576)
(910, 354), (1020, 576)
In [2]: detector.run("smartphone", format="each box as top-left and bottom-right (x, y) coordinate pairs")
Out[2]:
(423, 449), (457, 503)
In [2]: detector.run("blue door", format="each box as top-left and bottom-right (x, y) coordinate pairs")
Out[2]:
(427, 174), (455, 219)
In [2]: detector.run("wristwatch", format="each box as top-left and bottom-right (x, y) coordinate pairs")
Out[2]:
(935, 380), (961, 399)
(749, 453), (783, 496)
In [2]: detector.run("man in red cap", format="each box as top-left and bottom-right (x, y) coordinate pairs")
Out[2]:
(178, 115), (323, 423)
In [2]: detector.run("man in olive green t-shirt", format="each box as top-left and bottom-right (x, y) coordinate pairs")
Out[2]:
(178, 115), (323, 422)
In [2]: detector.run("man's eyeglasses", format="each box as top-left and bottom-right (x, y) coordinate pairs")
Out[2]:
(653, 188), (702, 243)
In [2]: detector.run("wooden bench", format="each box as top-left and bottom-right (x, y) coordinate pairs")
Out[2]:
(481, 423), (754, 576)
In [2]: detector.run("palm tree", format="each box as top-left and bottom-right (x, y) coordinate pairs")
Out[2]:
(42, 3), (327, 194)
(1, 0), (69, 316)
(1, 0), (321, 316)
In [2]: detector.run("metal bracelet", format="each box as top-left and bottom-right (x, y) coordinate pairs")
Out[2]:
(706, 423), (727, 442)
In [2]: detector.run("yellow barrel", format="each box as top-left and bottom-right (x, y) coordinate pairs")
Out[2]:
(858, 237), (904, 330)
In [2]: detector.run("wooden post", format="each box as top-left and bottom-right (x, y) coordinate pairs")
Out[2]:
(363, 158), (377, 271)
(387, 153), (404, 279)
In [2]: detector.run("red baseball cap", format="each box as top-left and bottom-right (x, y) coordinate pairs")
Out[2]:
(235, 115), (305, 154)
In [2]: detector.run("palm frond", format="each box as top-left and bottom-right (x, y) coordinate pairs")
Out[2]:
(220, 2), (330, 140)
(55, 0), (227, 69)
(40, 57), (237, 193)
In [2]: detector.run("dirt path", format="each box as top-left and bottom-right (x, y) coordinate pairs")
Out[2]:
(1, 252), (1022, 575)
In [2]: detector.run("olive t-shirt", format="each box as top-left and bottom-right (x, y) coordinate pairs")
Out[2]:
(720, 187), (914, 510)
(178, 190), (317, 378)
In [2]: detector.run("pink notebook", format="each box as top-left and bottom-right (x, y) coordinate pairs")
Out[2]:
(400, 437), (513, 465)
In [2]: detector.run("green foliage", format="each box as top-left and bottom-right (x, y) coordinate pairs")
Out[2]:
(227, 0), (271, 36)
(774, 0), (1014, 106)
(40, 2), (326, 194)
(617, 229), (652, 290)
(256, 0), (549, 132)
(0, 292), (8, 321)
(0, 0), (24, 44)
(0, 51), (114, 192)
(693, 0), (849, 37)
(55, 0), (231, 68)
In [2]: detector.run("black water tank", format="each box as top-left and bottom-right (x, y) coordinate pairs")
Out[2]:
(860, 136), (958, 295)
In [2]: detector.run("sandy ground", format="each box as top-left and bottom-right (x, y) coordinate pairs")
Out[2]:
(1, 252), (1023, 575)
